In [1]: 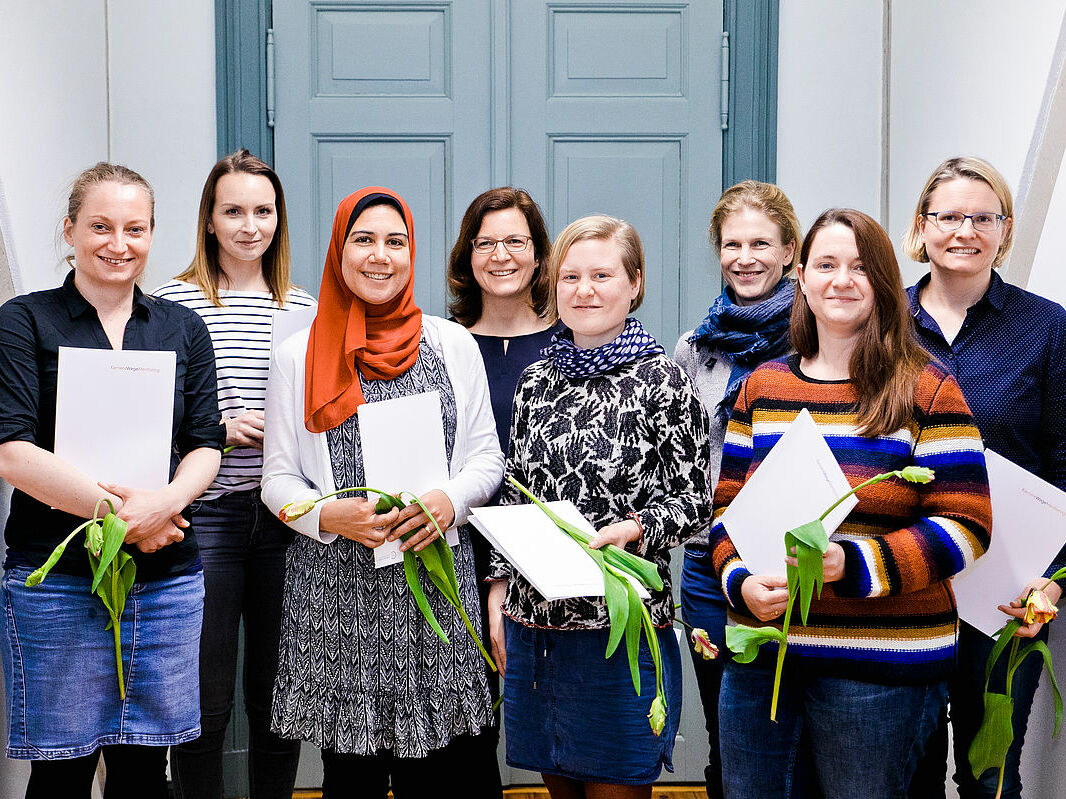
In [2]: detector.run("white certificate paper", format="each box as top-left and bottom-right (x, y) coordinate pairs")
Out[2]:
(54, 346), (176, 490)
(358, 391), (453, 567)
(953, 449), (1066, 638)
(718, 408), (857, 578)
(469, 500), (650, 601)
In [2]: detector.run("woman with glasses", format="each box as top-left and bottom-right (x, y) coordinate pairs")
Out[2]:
(673, 180), (802, 799)
(446, 188), (563, 695)
(904, 157), (1066, 799)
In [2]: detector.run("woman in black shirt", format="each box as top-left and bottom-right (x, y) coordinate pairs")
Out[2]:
(0, 163), (223, 798)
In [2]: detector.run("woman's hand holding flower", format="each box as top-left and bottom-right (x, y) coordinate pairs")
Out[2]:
(998, 578), (1063, 638)
(99, 481), (187, 554)
(740, 574), (789, 621)
(320, 497), (398, 548)
(388, 489), (455, 552)
(786, 541), (846, 583)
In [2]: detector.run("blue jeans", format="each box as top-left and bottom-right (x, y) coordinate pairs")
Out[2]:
(719, 659), (947, 799)
(680, 546), (730, 799)
(170, 489), (301, 799)
(2, 566), (203, 759)
(910, 621), (1047, 799)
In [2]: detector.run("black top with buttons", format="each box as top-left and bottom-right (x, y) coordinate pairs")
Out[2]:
(0, 272), (225, 580)
(908, 271), (1066, 583)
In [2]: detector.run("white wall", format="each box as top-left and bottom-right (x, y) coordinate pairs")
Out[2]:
(0, 1), (215, 792)
(779, 3), (1066, 798)
(0, 0), (217, 296)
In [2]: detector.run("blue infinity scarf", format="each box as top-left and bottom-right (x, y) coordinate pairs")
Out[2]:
(690, 277), (795, 423)
(543, 317), (665, 379)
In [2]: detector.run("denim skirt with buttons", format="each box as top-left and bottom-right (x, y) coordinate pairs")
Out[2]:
(503, 617), (682, 785)
(1, 565), (204, 759)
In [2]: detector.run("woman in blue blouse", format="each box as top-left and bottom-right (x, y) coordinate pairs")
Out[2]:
(0, 163), (224, 798)
(904, 156), (1066, 799)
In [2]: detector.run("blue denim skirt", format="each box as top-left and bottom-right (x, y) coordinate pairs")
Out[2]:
(503, 617), (682, 785)
(2, 566), (204, 759)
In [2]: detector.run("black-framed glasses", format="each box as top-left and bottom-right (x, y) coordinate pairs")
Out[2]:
(471, 235), (532, 254)
(923, 211), (1006, 232)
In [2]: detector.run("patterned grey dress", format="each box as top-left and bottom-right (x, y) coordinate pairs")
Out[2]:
(271, 341), (493, 756)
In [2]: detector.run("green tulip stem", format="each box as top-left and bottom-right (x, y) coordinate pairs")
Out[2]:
(817, 473), (891, 521)
(770, 590), (796, 722)
(112, 565), (125, 698)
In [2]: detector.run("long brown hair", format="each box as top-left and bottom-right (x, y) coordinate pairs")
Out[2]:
(177, 148), (293, 307)
(447, 187), (553, 326)
(792, 208), (928, 438)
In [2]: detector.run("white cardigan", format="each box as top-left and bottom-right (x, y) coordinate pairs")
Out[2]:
(261, 315), (504, 543)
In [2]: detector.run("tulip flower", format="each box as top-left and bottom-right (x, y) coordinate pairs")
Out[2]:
(278, 498), (316, 523)
(647, 694), (666, 736)
(970, 567), (1066, 798)
(277, 485), (496, 672)
(726, 467), (936, 720)
(691, 628), (719, 661)
(27, 498), (135, 698)
(1024, 588), (1058, 626)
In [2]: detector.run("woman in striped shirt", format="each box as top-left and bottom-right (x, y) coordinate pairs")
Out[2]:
(154, 149), (315, 799)
(709, 208), (992, 799)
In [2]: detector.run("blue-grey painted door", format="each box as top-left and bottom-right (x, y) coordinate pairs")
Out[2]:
(506, 0), (722, 348)
(272, 0), (722, 789)
(273, 0), (492, 310)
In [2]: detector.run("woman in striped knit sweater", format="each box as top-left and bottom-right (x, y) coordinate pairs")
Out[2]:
(709, 208), (992, 799)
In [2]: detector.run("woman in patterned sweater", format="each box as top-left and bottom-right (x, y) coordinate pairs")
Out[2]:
(487, 215), (711, 798)
(709, 209), (992, 799)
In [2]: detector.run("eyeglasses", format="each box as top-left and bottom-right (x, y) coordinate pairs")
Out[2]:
(922, 211), (1006, 232)
(471, 235), (532, 255)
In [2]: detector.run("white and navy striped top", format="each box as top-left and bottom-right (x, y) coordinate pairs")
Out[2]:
(154, 279), (316, 499)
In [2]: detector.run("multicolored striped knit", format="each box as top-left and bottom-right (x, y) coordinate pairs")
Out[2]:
(709, 355), (992, 685)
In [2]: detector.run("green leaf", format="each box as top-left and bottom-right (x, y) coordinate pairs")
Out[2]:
(984, 620), (1023, 688)
(725, 624), (784, 663)
(403, 549), (449, 644)
(25, 522), (91, 587)
(602, 565), (631, 658)
(91, 513), (127, 593)
(968, 691), (1014, 780)
(624, 584), (644, 695)
(586, 546), (628, 658)
(1045, 566), (1066, 584)
(1011, 640), (1064, 736)
(786, 519), (827, 626)
(111, 552), (136, 622)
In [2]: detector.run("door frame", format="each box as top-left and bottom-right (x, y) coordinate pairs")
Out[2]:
(215, 0), (779, 181)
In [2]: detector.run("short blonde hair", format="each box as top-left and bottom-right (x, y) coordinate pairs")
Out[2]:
(709, 180), (802, 275)
(903, 156), (1014, 268)
(546, 215), (646, 320)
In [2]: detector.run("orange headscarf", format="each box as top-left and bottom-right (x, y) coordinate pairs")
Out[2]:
(304, 187), (423, 433)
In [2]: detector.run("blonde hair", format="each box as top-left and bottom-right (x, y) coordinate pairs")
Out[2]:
(709, 180), (802, 275)
(546, 215), (646, 320)
(177, 149), (293, 307)
(63, 163), (154, 268)
(902, 156), (1014, 268)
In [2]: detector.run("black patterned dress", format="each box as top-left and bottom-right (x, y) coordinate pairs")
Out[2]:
(271, 341), (493, 756)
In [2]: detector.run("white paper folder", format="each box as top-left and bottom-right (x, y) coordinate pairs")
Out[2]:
(54, 346), (176, 490)
(470, 500), (649, 601)
(717, 408), (857, 578)
(952, 449), (1066, 638)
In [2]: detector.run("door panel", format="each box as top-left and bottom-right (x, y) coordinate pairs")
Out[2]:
(509, 0), (722, 348)
(274, 0), (491, 311)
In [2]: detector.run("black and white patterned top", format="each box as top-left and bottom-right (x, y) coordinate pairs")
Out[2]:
(271, 340), (493, 756)
(489, 353), (712, 628)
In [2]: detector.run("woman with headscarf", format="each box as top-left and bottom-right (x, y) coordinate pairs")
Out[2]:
(261, 187), (504, 798)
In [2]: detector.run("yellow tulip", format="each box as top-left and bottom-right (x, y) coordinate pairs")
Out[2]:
(691, 628), (719, 661)
(1024, 588), (1058, 625)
